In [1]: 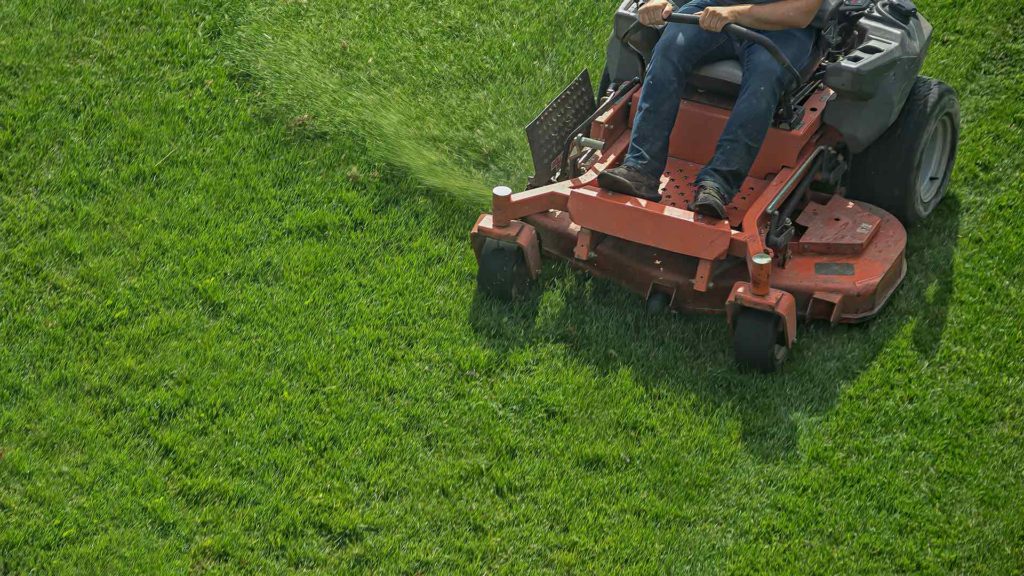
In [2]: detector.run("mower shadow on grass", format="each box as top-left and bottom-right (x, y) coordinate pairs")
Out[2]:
(469, 197), (961, 461)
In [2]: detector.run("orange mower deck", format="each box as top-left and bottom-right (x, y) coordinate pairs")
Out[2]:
(471, 85), (908, 366)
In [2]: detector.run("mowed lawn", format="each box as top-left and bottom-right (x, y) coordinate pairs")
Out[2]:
(1, 0), (1023, 572)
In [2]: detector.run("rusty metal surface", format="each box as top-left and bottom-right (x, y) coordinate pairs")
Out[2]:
(518, 205), (906, 324)
(694, 259), (714, 293)
(476, 82), (905, 327)
(658, 158), (768, 227)
(796, 195), (882, 255)
(630, 86), (834, 179)
(567, 186), (734, 262)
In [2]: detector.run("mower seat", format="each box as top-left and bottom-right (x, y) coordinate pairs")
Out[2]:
(689, 60), (746, 97)
(688, 0), (840, 97)
(689, 50), (823, 98)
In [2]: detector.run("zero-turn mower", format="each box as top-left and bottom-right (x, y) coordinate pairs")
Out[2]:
(470, 0), (959, 371)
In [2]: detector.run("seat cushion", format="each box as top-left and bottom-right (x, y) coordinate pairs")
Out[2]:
(685, 0), (839, 97)
(689, 60), (745, 97)
(689, 39), (825, 98)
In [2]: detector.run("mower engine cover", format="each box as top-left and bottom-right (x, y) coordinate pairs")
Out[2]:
(823, 0), (933, 152)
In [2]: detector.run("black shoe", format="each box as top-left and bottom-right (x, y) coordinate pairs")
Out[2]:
(597, 165), (662, 202)
(691, 181), (729, 220)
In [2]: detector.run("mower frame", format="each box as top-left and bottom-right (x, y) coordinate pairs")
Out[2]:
(471, 0), (954, 371)
(472, 85), (906, 332)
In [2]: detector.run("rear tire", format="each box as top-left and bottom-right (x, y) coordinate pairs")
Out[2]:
(476, 238), (532, 302)
(733, 308), (787, 373)
(847, 77), (960, 225)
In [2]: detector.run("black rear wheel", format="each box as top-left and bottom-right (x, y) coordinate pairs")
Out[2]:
(847, 77), (960, 225)
(476, 238), (532, 302)
(733, 308), (787, 373)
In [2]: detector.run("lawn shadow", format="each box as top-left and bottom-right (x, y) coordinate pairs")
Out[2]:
(907, 196), (962, 358)
(469, 196), (961, 461)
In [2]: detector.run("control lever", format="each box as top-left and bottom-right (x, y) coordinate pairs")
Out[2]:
(887, 0), (918, 23)
(839, 0), (873, 14)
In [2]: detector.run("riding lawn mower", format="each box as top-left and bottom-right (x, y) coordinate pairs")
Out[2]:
(470, 0), (960, 372)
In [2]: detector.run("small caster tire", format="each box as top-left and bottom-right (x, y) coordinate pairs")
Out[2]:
(733, 308), (788, 373)
(477, 237), (532, 302)
(645, 292), (672, 315)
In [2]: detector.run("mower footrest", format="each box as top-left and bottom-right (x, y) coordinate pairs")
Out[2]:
(796, 196), (882, 255)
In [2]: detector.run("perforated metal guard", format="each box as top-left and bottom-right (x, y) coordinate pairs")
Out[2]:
(525, 70), (596, 189)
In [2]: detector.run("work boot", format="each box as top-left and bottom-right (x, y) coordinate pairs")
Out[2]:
(691, 180), (729, 220)
(597, 165), (662, 202)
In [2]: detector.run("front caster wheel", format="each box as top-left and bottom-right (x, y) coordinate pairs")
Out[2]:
(732, 308), (788, 373)
(476, 237), (532, 301)
(645, 292), (672, 315)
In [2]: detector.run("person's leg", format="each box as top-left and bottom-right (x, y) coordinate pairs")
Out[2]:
(624, 2), (735, 179)
(696, 27), (817, 199)
(600, 1), (735, 201)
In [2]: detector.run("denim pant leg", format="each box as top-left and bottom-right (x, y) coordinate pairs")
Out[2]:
(697, 27), (817, 197)
(624, 1), (735, 179)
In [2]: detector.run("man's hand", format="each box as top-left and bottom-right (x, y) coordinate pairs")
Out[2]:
(699, 0), (822, 31)
(638, 0), (674, 27)
(695, 5), (749, 32)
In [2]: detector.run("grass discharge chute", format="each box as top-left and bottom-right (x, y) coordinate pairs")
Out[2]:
(231, 0), (609, 203)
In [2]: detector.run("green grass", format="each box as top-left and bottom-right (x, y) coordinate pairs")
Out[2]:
(1, 0), (1023, 572)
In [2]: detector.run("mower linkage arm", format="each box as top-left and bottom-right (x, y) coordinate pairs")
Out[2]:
(664, 13), (803, 87)
(559, 77), (641, 180)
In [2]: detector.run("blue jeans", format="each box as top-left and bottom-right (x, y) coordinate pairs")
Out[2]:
(624, 0), (817, 199)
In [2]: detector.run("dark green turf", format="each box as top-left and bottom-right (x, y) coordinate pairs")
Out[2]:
(1, 0), (1022, 572)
